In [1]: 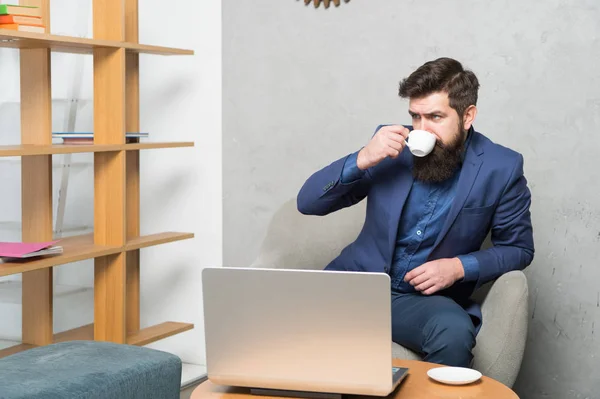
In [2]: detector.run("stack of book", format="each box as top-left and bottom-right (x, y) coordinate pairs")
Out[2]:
(0, 4), (44, 33)
(53, 132), (149, 144)
(0, 240), (63, 262)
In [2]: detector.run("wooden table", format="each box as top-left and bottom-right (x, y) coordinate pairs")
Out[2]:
(192, 359), (519, 399)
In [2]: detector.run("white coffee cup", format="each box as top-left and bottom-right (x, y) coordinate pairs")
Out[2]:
(405, 129), (437, 157)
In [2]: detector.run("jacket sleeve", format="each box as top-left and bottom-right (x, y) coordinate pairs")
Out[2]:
(296, 125), (385, 216)
(296, 151), (373, 216)
(469, 154), (535, 290)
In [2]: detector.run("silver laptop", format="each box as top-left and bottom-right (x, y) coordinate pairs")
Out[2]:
(202, 267), (408, 397)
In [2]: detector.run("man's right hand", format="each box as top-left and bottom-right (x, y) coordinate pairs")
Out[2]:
(356, 125), (410, 170)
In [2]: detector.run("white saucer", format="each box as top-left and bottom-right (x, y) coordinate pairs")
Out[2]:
(427, 366), (482, 385)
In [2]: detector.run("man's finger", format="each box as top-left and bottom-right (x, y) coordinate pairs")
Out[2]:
(387, 148), (400, 158)
(385, 126), (410, 138)
(422, 285), (440, 296)
(390, 126), (410, 139)
(408, 272), (430, 287)
(386, 132), (409, 149)
(387, 140), (406, 153)
(415, 279), (435, 292)
(405, 265), (427, 282)
(385, 131), (406, 143)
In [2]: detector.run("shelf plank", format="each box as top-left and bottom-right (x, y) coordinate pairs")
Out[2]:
(0, 142), (194, 157)
(127, 322), (194, 346)
(53, 322), (193, 346)
(0, 235), (120, 278)
(125, 232), (195, 251)
(0, 30), (193, 55)
(0, 144), (122, 156)
(54, 324), (94, 343)
(0, 343), (37, 359)
(124, 142), (194, 150)
(0, 322), (193, 358)
(0, 232), (193, 278)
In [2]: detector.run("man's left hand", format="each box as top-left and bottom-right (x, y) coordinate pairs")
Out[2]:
(404, 258), (465, 295)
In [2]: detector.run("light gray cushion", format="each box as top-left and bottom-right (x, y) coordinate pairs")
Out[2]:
(250, 198), (528, 387)
(392, 342), (420, 361)
(0, 341), (182, 399)
(250, 198), (367, 270)
(472, 270), (529, 387)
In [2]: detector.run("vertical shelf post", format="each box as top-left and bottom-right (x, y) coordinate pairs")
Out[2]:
(125, 0), (141, 335)
(92, 0), (128, 343)
(20, 0), (54, 347)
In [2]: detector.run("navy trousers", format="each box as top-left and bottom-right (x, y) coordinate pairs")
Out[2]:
(391, 292), (476, 367)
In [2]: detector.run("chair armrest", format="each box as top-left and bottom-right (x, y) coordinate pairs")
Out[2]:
(472, 270), (529, 387)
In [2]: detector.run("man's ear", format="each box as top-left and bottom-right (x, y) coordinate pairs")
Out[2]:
(462, 105), (477, 130)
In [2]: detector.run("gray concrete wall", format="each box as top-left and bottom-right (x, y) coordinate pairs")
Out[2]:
(223, 1), (600, 397)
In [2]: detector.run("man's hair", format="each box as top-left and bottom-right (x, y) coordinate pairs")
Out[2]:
(398, 57), (479, 117)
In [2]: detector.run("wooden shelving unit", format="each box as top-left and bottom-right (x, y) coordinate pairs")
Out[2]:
(0, 0), (195, 358)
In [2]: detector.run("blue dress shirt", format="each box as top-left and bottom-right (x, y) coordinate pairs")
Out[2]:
(339, 137), (480, 293)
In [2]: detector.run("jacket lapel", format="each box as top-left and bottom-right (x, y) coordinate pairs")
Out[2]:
(432, 133), (484, 250)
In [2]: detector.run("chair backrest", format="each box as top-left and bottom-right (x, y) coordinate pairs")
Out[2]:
(250, 197), (496, 304)
(250, 198), (367, 270)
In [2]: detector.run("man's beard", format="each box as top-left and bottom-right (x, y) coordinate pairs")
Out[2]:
(412, 127), (466, 183)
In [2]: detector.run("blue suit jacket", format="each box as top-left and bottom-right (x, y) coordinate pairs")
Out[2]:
(297, 127), (534, 329)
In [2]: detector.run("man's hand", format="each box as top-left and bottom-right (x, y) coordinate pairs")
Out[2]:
(404, 258), (465, 296)
(356, 125), (409, 170)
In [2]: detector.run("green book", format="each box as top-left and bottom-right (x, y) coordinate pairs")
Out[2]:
(0, 4), (41, 18)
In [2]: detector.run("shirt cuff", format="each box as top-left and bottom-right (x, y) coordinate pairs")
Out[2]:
(340, 151), (366, 184)
(457, 254), (479, 282)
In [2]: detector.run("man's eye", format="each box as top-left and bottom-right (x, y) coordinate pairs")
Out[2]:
(412, 115), (421, 119)
(432, 115), (441, 120)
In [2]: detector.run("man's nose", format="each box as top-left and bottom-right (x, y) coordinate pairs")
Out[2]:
(415, 119), (427, 132)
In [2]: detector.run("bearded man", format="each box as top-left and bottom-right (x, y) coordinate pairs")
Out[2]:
(296, 57), (535, 367)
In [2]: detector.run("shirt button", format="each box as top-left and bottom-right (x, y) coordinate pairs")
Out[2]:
(416, 230), (422, 236)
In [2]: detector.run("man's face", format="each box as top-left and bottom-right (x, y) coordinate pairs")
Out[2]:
(407, 92), (470, 183)
(408, 91), (463, 147)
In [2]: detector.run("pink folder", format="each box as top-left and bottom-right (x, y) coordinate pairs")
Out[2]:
(0, 240), (59, 258)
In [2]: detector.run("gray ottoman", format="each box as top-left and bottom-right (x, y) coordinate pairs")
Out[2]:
(0, 341), (182, 399)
